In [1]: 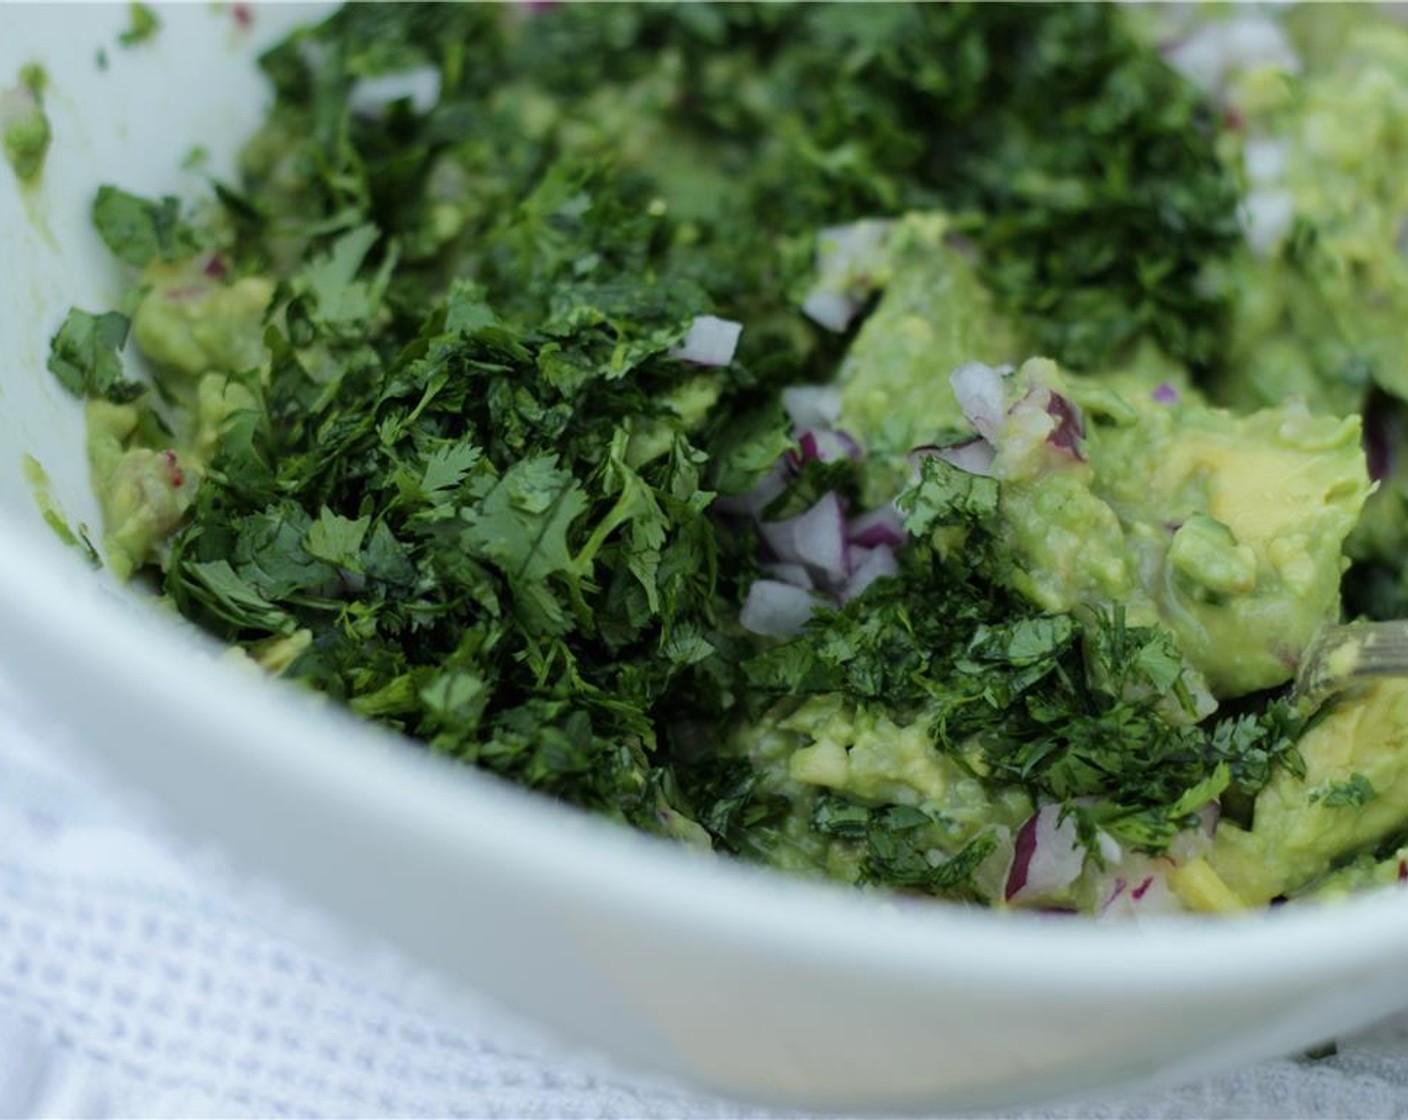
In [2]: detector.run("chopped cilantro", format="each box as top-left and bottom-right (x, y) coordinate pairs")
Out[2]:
(1310, 774), (1378, 810)
(92, 186), (199, 268)
(46, 309), (145, 403)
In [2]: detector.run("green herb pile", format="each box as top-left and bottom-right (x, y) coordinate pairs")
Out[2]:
(53, 3), (1293, 902)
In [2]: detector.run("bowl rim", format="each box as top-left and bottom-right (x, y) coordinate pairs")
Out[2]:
(3, 505), (1408, 998)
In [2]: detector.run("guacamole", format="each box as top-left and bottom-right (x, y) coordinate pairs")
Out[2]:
(45, 2), (1408, 917)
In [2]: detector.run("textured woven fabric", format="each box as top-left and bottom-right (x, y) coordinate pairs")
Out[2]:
(4, 669), (1408, 1120)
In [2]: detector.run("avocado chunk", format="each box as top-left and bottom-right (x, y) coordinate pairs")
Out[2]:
(1208, 680), (1408, 905)
(992, 360), (1371, 698)
(837, 213), (1021, 459)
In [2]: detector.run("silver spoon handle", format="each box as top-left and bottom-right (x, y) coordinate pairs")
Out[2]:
(1294, 620), (1408, 708)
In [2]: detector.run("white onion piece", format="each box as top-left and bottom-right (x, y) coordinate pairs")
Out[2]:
(739, 580), (817, 639)
(759, 492), (849, 584)
(839, 544), (898, 604)
(1005, 804), (1085, 904)
(669, 315), (743, 366)
(760, 561), (814, 590)
(932, 438), (997, 478)
(712, 460), (790, 517)
(781, 385), (843, 431)
(847, 504), (906, 549)
(801, 289), (860, 333)
(348, 66), (442, 116)
(949, 361), (1007, 442)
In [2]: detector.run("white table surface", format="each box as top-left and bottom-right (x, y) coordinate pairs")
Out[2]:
(3, 666), (1408, 1120)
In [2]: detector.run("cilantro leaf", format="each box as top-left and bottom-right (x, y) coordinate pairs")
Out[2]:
(92, 186), (196, 268)
(46, 308), (144, 402)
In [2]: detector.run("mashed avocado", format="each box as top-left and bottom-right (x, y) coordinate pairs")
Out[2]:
(837, 214), (1020, 460)
(1212, 14), (1408, 416)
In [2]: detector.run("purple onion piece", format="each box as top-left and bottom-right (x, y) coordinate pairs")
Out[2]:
(847, 505), (907, 549)
(797, 428), (863, 465)
(758, 491), (849, 584)
(929, 436), (996, 476)
(1005, 804), (1085, 904)
(759, 561), (814, 590)
(1006, 814), (1038, 901)
(1044, 392), (1086, 459)
(838, 544), (899, 604)
(1152, 381), (1180, 405)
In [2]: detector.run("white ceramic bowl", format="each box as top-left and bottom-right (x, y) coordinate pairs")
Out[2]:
(6, 6), (1408, 1113)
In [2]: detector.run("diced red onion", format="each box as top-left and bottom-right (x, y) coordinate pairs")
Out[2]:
(798, 428), (862, 464)
(1152, 381), (1180, 405)
(949, 361), (1007, 442)
(1096, 866), (1180, 920)
(669, 315), (743, 367)
(801, 289), (861, 333)
(781, 385), (843, 431)
(912, 438), (997, 478)
(847, 505), (906, 549)
(348, 66), (443, 116)
(1005, 804), (1085, 904)
(759, 492), (849, 584)
(839, 544), (898, 604)
(1044, 391), (1085, 457)
(760, 561), (813, 590)
(739, 579), (817, 639)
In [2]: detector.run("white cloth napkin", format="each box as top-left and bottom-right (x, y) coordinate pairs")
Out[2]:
(5, 668), (1408, 1120)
